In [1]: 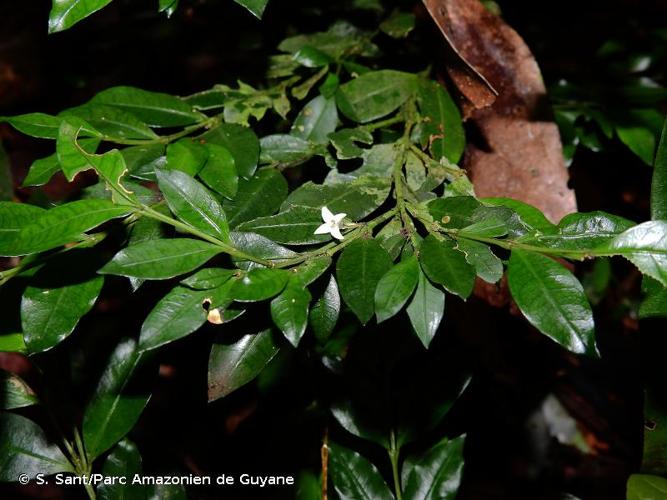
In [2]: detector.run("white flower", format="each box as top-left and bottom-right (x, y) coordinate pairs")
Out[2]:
(314, 206), (347, 240)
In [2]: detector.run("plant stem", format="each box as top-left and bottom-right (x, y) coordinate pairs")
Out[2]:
(364, 115), (404, 132)
(71, 428), (96, 500)
(388, 430), (403, 500)
(99, 114), (222, 146)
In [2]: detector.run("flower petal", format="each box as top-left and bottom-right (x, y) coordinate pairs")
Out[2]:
(321, 206), (335, 223)
(314, 223), (332, 235)
(330, 226), (344, 240)
(332, 212), (347, 224)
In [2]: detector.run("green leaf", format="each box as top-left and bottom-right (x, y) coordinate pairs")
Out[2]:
(328, 442), (393, 500)
(282, 176), (391, 221)
(293, 256), (332, 286)
(62, 104), (158, 140)
(309, 275), (340, 342)
(402, 436), (465, 500)
(0, 334), (27, 353)
(601, 221), (667, 286)
(0, 371), (38, 409)
(329, 128), (374, 160)
(48, 0), (114, 33)
(156, 169), (230, 242)
(236, 205), (327, 245)
(165, 139), (208, 176)
(99, 239), (222, 279)
(83, 338), (151, 459)
(233, 0), (268, 18)
(231, 268), (289, 302)
(224, 169), (288, 228)
(337, 239), (393, 324)
(271, 278), (312, 346)
(199, 144), (238, 199)
(627, 474), (667, 500)
(23, 138), (100, 187)
(616, 109), (664, 165)
(293, 46), (333, 68)
(181, 268), (234, 290)
(336, 70), (417, 123)
(406, 270), (445, 348)
(0, 413), (74, 480)
(508, 250), (596, 355)
(416, 79), (465, 163)
(12, 200), (130, 256)
(279, 21), (378, 60)
(456, 239), (503, 284)
(0, 202), (45, 256)
(380, 11), (416, 39)
(291, 95), (339, 144)
(419, 235), (475, 299)
(21, 267), (104, 353)
(200, 123), (260, 179)
(260, 134), (315, 166)
(139, 285), (209, 352)
(482, 197), (557, 234)
(122, 143), (165, 181)
(229, 232), (296, 269)
(91, 86), (204, 127)
(1, 113), (64, 139)
(208, 328), (280, 400)
(374, 255), (419, 323)
(651, 117), (667, 220)
(98, 439), (144, 500)
(640, 277), (667, 319)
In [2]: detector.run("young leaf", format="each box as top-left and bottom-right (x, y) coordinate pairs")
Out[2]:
(231, 268), (289, 302)
(651, 117), (667, 220)
(336, 70), (417, 123)
(309, 275), (340, 342)
(83, 338), (151, 459)
(236, 205), (328, 245)
(223, 169), (288, 228)
(233, 0), (268, 18)
(328, 442), (394, 500)
(508, 250), (596, 355)
(13, 200), (131, 256)
(91, 87), (205, 127)
(99, 239), (222, 279)
(156, 169), (230, 242)
(337, 239), (393, 325)
(374, 255), (419, 323)
(0, 413), (74, 480)
(165, 139), (208, 176)
(208, 328), (280, 401)
(406, 270), (445, 348)
(200, 123), (260, 179)
(21, 270), (104, 353)
(402, 435), (465, 500)
(48, 0), (114, 33)
(0, 371), (38, 409)
(419, 235), (475, 299)
(291, 95), (339, 144)
(0, 202), (45, 256)
(199, 144), (238, 199)
(98, 439), (144, 500)
(270, 278), (312, 346)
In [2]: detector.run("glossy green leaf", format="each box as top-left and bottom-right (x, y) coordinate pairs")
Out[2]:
(419, 235), (475, 299)
(309, 275), (340, 342)
(0, 334), (27, 353)
(336, 70), (417, 123)
(651, 117), (667, 220)
(601, 221), (667, 286)
(0, 413), (74, 480)
(91, 87), (204, 127)
(208, 328), (280, 401)
(231, 268), (289, 302)
(627, 474), (667, 500)
(279, 21), (378, 60)
(139, 285), (209, 352)
(616, 109), (664, 165)
(508, 250), (596, 355)
(291, 95), (338, 144)
(62, 104), (158, 140)
(640, 277), (667, 319)
(374, 255), (419, 323)
(12, 200), (130, 256)
(99, 239), (222, 279)
(0, 202), (45, 256)
(200, 123), (259, 179)
(416, 79), (465, 163)
(122, 143), (165, 180)
(260, 134), (315, 166)
(98, 439), (144, 500)
(165, 139), (208, 176)
(271, 278), (312, 346)
(21, 269), (104, 353)
(48, 0), (113, 33)
(328, 442), (393, 500)
(156, 169), (230, 242)
(406, 270), (445, 348)
(293, 46), (333, 68)
(224, 169), (288, 228)
(482, 197), (557, 234)
(23, 138), (100, 187)
(402, 436), (465, 500)
(293, 256), (332, 286)
(282, 176), (391, 221)
(237, 205), (327, 245)
(230, 231), (297, 269)
(337, 239), (393, 324)
(233, 0), (268, 18)
(456, 239), (503, 284)
(329, 128), (374, 160)
(83, 338), (151, 459)
(199, 144), (238, 199)
(1, 113), (65, 139)
(0, 371), (38, 409)
(181, 268), (234, 290)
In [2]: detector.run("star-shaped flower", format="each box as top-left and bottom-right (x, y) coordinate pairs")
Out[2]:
(314, 206), (347, 240)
